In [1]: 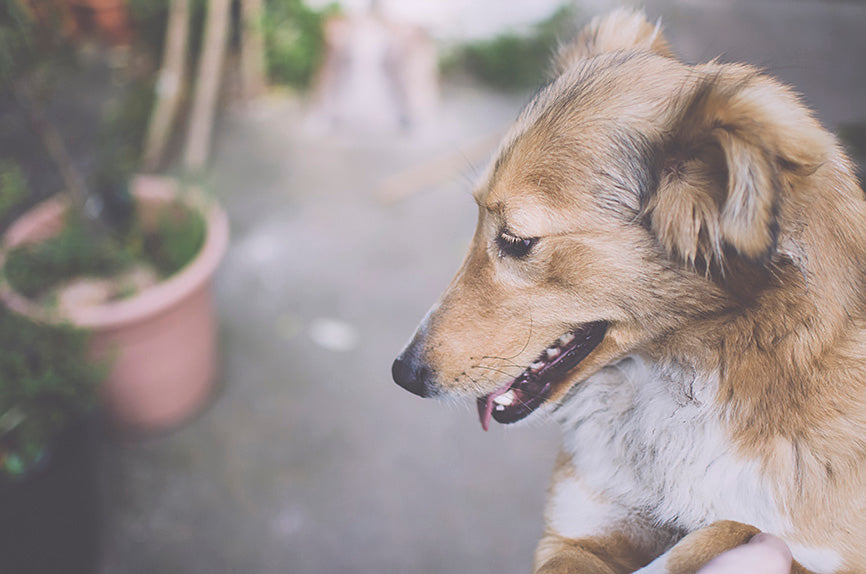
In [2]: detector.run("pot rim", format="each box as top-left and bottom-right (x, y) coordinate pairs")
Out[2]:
(0, 175), (229, 330)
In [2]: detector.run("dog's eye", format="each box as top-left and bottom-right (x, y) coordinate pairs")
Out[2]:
(496, 232), (537, 259)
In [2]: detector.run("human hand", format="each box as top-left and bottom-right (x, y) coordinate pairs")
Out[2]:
(697, 533), (792, 574)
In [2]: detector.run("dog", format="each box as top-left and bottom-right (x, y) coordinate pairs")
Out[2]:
(392, 9), (865, 574)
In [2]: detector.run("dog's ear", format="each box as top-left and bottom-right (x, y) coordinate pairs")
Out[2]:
(553, 9), (673, 75)
(646, 71), (833, 266)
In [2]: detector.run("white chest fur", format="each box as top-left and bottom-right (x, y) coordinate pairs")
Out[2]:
(550, 356), (845, 573)
(553, 356), (788, 535)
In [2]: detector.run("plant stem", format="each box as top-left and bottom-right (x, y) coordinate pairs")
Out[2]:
(11, 79), (105, 231)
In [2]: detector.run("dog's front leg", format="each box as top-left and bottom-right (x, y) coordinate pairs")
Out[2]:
(536, 512), (809, 574)
(533, 452), (677, 574)
(635, 521), (811, 574)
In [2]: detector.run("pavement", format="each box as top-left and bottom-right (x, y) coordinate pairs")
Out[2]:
(97, 82), (560, 574)
(94, 2), (866, 573)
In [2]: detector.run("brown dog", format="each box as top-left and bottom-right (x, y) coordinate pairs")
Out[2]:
(392, 10), (865, 574)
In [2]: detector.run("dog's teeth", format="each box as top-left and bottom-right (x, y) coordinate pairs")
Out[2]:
(529, 361), (544, 373)
(546, 347), (561, 360)
(559, 333), (575, 345)
(494, 390), (515, 407)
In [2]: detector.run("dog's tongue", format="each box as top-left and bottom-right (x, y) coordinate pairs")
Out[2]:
(477, 397), (494, 432)
(476, 382), (515, 431)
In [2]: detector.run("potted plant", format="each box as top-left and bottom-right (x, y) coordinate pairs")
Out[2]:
(0, 175), (228, 430)
(0, 0), (229, 431)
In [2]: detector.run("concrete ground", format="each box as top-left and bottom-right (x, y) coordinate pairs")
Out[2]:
(97, 83), (560, 574)
(95, 2), (866, 574)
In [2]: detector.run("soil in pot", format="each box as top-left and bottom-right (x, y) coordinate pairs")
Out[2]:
(3, 197), (206, 312)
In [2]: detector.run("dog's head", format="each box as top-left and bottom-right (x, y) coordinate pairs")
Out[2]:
(392, 10), (833, 430)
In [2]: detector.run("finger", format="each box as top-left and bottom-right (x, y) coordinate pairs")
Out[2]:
(697, 533), (793, 574)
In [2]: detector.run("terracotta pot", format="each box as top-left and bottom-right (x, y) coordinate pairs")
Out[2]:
(0, 175), (229, 431)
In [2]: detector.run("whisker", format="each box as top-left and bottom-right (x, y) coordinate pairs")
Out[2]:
(480, 355), (527, 369)
(470, 365), (521, 379)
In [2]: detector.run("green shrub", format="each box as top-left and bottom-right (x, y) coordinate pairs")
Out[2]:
(4, 215), (136, 299)
(0, 0), (32, 81)
(264, 0), (337, 89)
(4, 203), (206, 300)
(145, 201), (207, 277)
(0, 161), (27, 220)
(0, 308), (103, 478)
(445, 5), (576, 91)
(0, 0), (75, 84)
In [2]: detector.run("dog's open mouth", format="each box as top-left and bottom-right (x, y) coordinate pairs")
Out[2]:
(476, 321), (608, 431)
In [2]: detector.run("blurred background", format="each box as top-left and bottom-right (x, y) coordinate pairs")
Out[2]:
(0, 0), (864, 573)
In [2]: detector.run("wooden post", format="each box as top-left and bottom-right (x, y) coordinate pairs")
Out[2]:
(240, 0), (267, 99)
(183, 0), (231, 172)
(142, 0), (190, 171)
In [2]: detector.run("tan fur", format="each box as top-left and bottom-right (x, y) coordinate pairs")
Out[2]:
(394, 10), (866, 573)
(534, 534), (649, 574)
(663, 522), (764, 573)
(553, 9), (674, 75)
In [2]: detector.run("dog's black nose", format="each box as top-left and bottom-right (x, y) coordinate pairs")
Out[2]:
(392, 353), (436, 398)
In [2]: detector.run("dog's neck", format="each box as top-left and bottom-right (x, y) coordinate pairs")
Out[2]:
(554, 355), (790, 535)
(642, 159), (866, 435)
